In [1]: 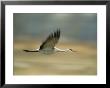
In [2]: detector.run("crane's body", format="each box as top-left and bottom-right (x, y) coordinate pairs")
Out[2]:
(23, 29), (76, 54)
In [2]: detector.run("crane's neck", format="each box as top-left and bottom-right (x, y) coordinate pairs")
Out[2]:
(63, 49), (74, 52)
(55, 47), (75, 52)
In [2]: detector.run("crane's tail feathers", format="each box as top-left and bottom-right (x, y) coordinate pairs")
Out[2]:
(23, 50), (38, 52)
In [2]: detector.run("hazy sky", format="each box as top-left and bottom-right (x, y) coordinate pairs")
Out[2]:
(13, 13), (97, 43)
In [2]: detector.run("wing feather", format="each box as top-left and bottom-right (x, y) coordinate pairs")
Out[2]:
(39, 29), (60, 50)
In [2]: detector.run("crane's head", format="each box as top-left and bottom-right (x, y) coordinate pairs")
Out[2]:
(69, 49), (77, 52)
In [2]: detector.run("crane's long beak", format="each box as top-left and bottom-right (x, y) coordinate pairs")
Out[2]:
(69, 49), (77, 52)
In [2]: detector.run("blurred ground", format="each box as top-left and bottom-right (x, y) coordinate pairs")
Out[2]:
(13, 40), (97, 75)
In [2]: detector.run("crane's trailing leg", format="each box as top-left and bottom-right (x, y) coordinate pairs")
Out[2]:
(23, 50), (39, 52)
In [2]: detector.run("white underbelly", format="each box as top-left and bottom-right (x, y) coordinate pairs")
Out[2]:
(39, 48), (54, 54)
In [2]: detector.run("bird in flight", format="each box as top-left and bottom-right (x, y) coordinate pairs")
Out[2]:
(23, 28), (76, 54)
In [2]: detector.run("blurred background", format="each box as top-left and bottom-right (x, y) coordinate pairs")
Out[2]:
(14, 13), (97, 44)
(13, 13), (97, 75)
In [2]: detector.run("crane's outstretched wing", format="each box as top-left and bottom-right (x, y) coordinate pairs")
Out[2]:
(39, 29), (60, 50)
